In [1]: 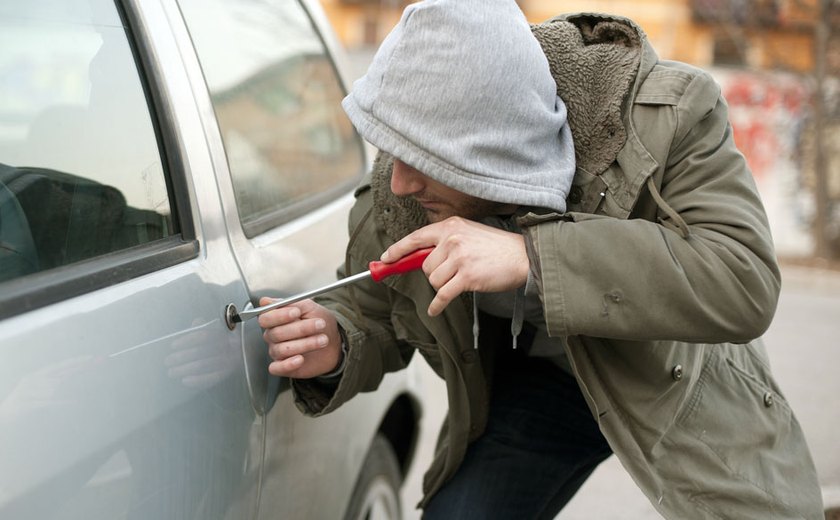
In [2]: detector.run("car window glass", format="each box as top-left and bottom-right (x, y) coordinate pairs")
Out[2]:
(177, 0), (365, 237)
(0, 0), (173, 284)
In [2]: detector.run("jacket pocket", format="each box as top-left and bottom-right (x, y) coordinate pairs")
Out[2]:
(675, 348), (797, 501)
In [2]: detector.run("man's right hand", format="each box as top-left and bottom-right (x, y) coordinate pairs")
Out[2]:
(258, 298), (342, 379)
(381, 217), (529, 316)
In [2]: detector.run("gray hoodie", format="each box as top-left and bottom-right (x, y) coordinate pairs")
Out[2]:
(342, 0), (575, 213)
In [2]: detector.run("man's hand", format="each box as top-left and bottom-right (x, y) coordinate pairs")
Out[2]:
(381, 217), (529, 316)
(258, 298), (342, 379)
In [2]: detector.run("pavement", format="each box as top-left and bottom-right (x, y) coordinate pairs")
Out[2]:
(399, 262), (840, 519)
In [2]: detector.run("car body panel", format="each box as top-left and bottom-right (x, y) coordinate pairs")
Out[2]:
(0, 0), (421, 518)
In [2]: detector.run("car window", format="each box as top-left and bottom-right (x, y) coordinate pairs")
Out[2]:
(0, 0), (174, 284)
(177, 0), (365, 237)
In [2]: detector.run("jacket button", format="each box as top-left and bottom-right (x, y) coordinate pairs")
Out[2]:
(568, 186), (583, 204)
(763, 392), (774, 407)
(671, 365), (683, 381)
(461, 350), (478, 363)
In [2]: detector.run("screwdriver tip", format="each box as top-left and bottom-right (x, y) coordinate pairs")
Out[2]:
(224, 303), (243, 329)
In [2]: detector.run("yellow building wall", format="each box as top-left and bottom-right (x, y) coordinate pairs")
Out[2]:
(319, 0), (407, 47)
(522, 0), (696, 62)
(755, 30), (814, 71)
(319, 0), (714, 65)
(319, 0), (816, 72)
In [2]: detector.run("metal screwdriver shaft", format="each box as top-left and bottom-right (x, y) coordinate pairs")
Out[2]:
(231, 247), (433, 323)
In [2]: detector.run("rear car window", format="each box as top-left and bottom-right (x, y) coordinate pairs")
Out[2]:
(177, 0), (365, 237)
(0, 0), (174, 284)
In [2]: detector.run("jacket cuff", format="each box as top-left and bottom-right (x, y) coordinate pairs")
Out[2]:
(291, 314), (366, 417)
(522, 229), (544, 297)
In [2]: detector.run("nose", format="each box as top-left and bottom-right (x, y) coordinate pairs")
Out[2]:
(390, 159), (425, 197)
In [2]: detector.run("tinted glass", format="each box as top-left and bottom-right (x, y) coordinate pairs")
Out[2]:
(0, 0), (172, 283)
(177, 0), (364, 237)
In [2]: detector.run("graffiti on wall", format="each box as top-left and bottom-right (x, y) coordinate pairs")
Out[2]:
(718, 70), (810, 179)
(713, 68), (818, 255)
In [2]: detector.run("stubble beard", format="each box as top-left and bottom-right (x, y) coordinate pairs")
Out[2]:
(420, 196), (516, 223)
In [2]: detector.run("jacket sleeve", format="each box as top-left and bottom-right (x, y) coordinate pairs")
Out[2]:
(291, 188), (414, 416)
(523, 70), (781, 343)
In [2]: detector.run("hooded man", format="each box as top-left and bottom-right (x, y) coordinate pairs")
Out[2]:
(259, 0), (823, 518)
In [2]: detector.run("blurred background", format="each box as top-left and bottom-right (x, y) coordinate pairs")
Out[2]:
(315, 1), (840, 518)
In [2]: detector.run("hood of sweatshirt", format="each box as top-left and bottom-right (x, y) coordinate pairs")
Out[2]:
(363, 14), (644, 244)
(341, 0), (575, 213)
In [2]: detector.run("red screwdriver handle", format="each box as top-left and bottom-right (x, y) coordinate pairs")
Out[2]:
(368, 247), (434, 282)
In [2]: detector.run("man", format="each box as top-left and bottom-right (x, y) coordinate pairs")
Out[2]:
(259, 0), (823, 518)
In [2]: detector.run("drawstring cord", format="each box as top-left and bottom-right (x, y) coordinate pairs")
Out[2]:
(345, 206), (374, 332)
(511, 284), (525, 349)
(472, 293), (480, 350)
(646, 177), (690, 239)
(473, 286), (525, 350)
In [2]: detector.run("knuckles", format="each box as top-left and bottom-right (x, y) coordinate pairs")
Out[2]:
(267, 344), (282, 360)
(443, 233), (466, 249)
(262, 329), (275, 344)
(442, 216), (467, 229)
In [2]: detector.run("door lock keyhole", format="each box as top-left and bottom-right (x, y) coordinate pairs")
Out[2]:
(224, 303), (238, 330)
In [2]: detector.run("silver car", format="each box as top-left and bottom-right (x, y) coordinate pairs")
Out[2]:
(0, 0), (423, 518)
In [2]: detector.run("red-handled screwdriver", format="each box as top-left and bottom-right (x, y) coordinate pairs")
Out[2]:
(230, 247), (433, 323)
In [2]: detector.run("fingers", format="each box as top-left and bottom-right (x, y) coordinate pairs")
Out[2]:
(257, 298), (299, 327)
(424, 251), (456, 290)
(262, 316), (327, 344)
(423, 249), (482, 316)
(380, 219), (457, 262)
(265, 331), (330, 361)
(423, 252), (461, 316)
(268, 355), (305, 377)
(266, 333), (332, 378)
(428, 278), (465, 317)
(256, 299), (342, 379)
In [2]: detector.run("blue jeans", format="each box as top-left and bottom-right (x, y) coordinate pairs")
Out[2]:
(423, 351), (612, 519)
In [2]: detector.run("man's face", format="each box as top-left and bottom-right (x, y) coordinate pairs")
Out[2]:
(390, 159), (517, 223)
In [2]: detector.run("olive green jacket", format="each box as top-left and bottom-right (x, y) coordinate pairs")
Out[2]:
(293, 13), (823, 519)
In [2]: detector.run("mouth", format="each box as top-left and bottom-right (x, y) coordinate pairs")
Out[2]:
(413, 198), (452, 222)
(415, 199), (438, 210)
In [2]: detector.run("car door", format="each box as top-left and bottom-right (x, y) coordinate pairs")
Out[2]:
(171, 2), (425, 519)
(172, 0), (366, 416)
(0, 0), (263, 518)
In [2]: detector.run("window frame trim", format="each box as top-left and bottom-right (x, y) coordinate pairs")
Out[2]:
(176, 0), (366, 239)
(0, 238), (199, 320)
(241, 175), (359, 238)
(120, 0), (196, 243)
